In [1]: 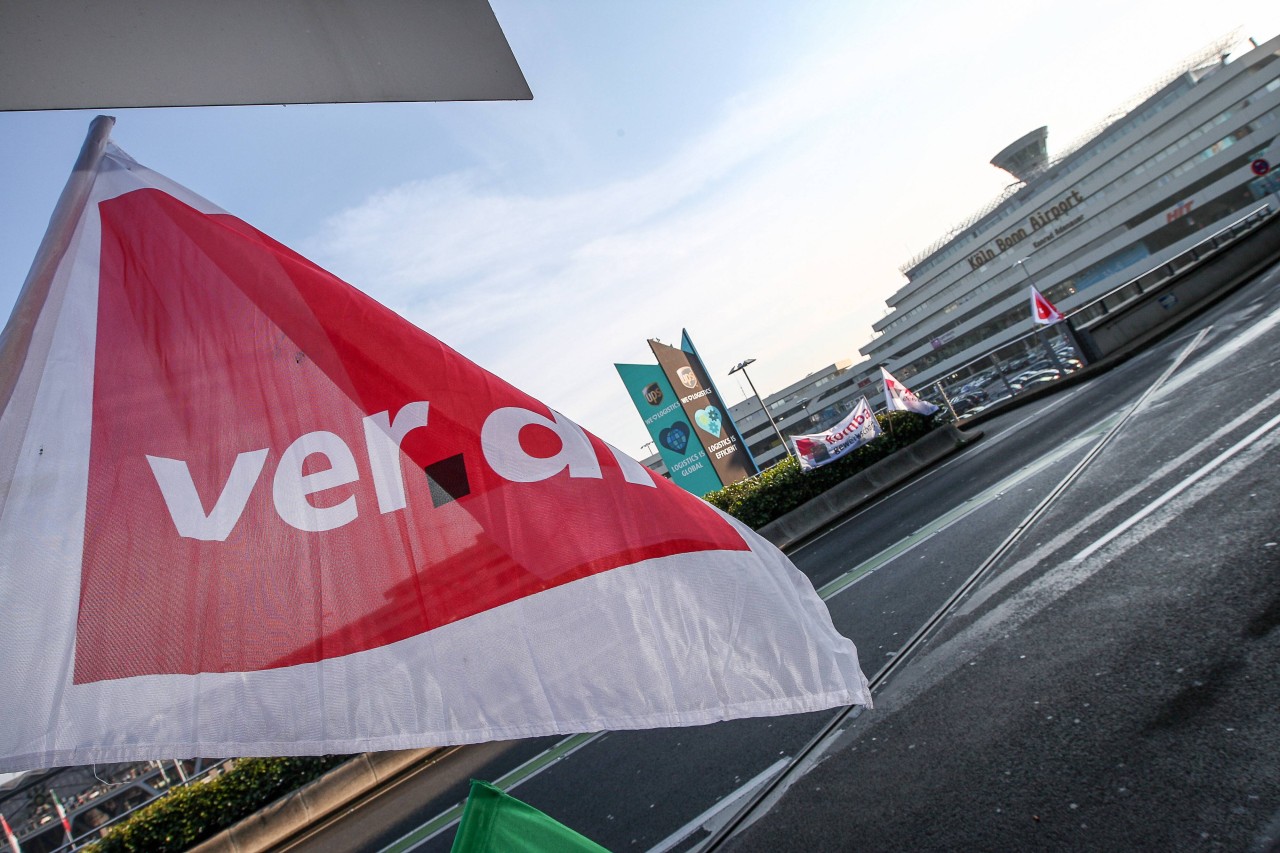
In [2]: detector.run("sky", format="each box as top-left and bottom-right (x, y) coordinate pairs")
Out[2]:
(2, 1), (1280, 460)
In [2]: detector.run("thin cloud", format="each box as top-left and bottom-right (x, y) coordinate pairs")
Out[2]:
(298, 0), (1059, 454)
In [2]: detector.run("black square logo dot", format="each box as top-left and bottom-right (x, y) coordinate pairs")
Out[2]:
(425, 454), (470, 508)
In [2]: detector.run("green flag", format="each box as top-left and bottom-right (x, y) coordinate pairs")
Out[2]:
(451, 780), (611, 853)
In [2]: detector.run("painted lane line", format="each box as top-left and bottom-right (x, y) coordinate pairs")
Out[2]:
(798, 386), (1080, 548)
(1149, 297), (1280, 403)
(1071, 407), (1280, 564)
(703, 328), (1213, 853)
(863, 326), (1210, 689)
(888, 412), (1280, 717)
(645, 758), (790, 853)
(797, 382), (1099, 555)
(955, 382), (1280, 616)
(816, 414), (1120, 602)
(377, 731), (604, 853)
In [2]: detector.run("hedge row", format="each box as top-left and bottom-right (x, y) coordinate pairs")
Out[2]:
(703, 410), (939, 529)
(87, 755), (349, 853)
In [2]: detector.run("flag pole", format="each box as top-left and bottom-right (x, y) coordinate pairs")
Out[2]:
(0, 114), (115, 414)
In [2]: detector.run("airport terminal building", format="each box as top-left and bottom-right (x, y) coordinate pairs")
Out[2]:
(638, 33), (1280, 481)
(861, 34), (1280, 393)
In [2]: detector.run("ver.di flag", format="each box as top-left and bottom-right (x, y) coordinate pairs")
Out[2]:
(881, 367), (939, 416)
(0, 118), (869, 772)
(1029, 285), (1065, 325)
(792, 396), (882, 472)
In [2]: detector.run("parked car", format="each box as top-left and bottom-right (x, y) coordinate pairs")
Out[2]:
(1011, 368), (1061, 389)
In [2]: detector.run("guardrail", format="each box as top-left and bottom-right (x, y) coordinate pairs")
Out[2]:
(18, 759), (234, 853)
(1069, 204), (1272, 328)
(918, 202), (1277, 418)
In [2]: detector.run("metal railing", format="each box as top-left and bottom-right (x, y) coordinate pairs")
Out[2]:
(917, 202), (1276, 418)
(12, 759), (233, 853)
(1069, 204), (1272, 327)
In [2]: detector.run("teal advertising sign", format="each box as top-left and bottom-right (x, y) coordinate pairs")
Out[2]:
(615, 363), (724, 496)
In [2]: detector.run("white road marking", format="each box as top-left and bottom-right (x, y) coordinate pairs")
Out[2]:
(645, 758), (790, 853)
(796, 388), (1086, 551)
(888, 415), (1280, 712)
(816, 418), (1113, 600)
(955, 384), (1280, 615)
(1071, 407), (1280, 563)
(1149, 298), (1280, 402)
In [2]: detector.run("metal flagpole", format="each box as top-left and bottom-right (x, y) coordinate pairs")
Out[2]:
(0, 115), (115, 413)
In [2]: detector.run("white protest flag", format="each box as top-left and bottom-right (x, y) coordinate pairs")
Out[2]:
(792, 396), (882, 472)
(0, 119), (869, 772)
(1029, 285), (1065, 325)
(880, 367), (939, 416)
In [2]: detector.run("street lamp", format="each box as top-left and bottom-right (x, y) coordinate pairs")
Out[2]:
(729, 358), (793, 459)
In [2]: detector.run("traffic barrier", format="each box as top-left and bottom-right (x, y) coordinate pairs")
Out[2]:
(187, 748), (440, 853)
(758, 424), (981, 551)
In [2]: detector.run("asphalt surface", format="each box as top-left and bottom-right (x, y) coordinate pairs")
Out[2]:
(277, 258), (1280, 852)
(725, 261), (1280, 850)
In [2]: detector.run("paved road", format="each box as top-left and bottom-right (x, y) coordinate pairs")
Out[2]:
(278, 258), (1280, 852)
(728, 263), (1280, 850)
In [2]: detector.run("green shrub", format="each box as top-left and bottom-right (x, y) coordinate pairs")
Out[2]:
(87, 755), (349, 853)
(704, 411), (940, 528)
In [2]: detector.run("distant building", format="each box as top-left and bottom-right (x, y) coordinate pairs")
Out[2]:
(0, 760), (218, 851)
(860, 34), (1280, 393)
(641, 34), (1280, 480)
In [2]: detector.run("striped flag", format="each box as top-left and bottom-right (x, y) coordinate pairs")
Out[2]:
(50, 791), (72, 844)
(0, 814), (19, 853)
(0, 118), (869, 772)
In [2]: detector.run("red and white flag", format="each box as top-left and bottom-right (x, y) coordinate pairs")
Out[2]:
(881, 368), (939, 416)
(0, 119), (869, 772)
(0, 814), (19, 853)
(1029, 285), (1064, 325)
(792, 396), (882, 472)
(50, 791), (72, 844)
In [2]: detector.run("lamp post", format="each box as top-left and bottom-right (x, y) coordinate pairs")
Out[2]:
(729, 358), (793, 459)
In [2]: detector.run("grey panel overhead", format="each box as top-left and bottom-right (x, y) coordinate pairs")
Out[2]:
(0, 0), (531, 111)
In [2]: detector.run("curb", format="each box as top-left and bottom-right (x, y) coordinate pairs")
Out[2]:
(758, 423), (982, 552)
(188, 748), (440, 853)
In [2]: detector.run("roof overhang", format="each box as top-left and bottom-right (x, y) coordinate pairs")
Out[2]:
(0, 0), (531, 111)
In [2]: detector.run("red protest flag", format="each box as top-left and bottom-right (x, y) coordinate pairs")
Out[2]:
(1029, 285), (1065, 325)
(0, 118), (868, 772)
